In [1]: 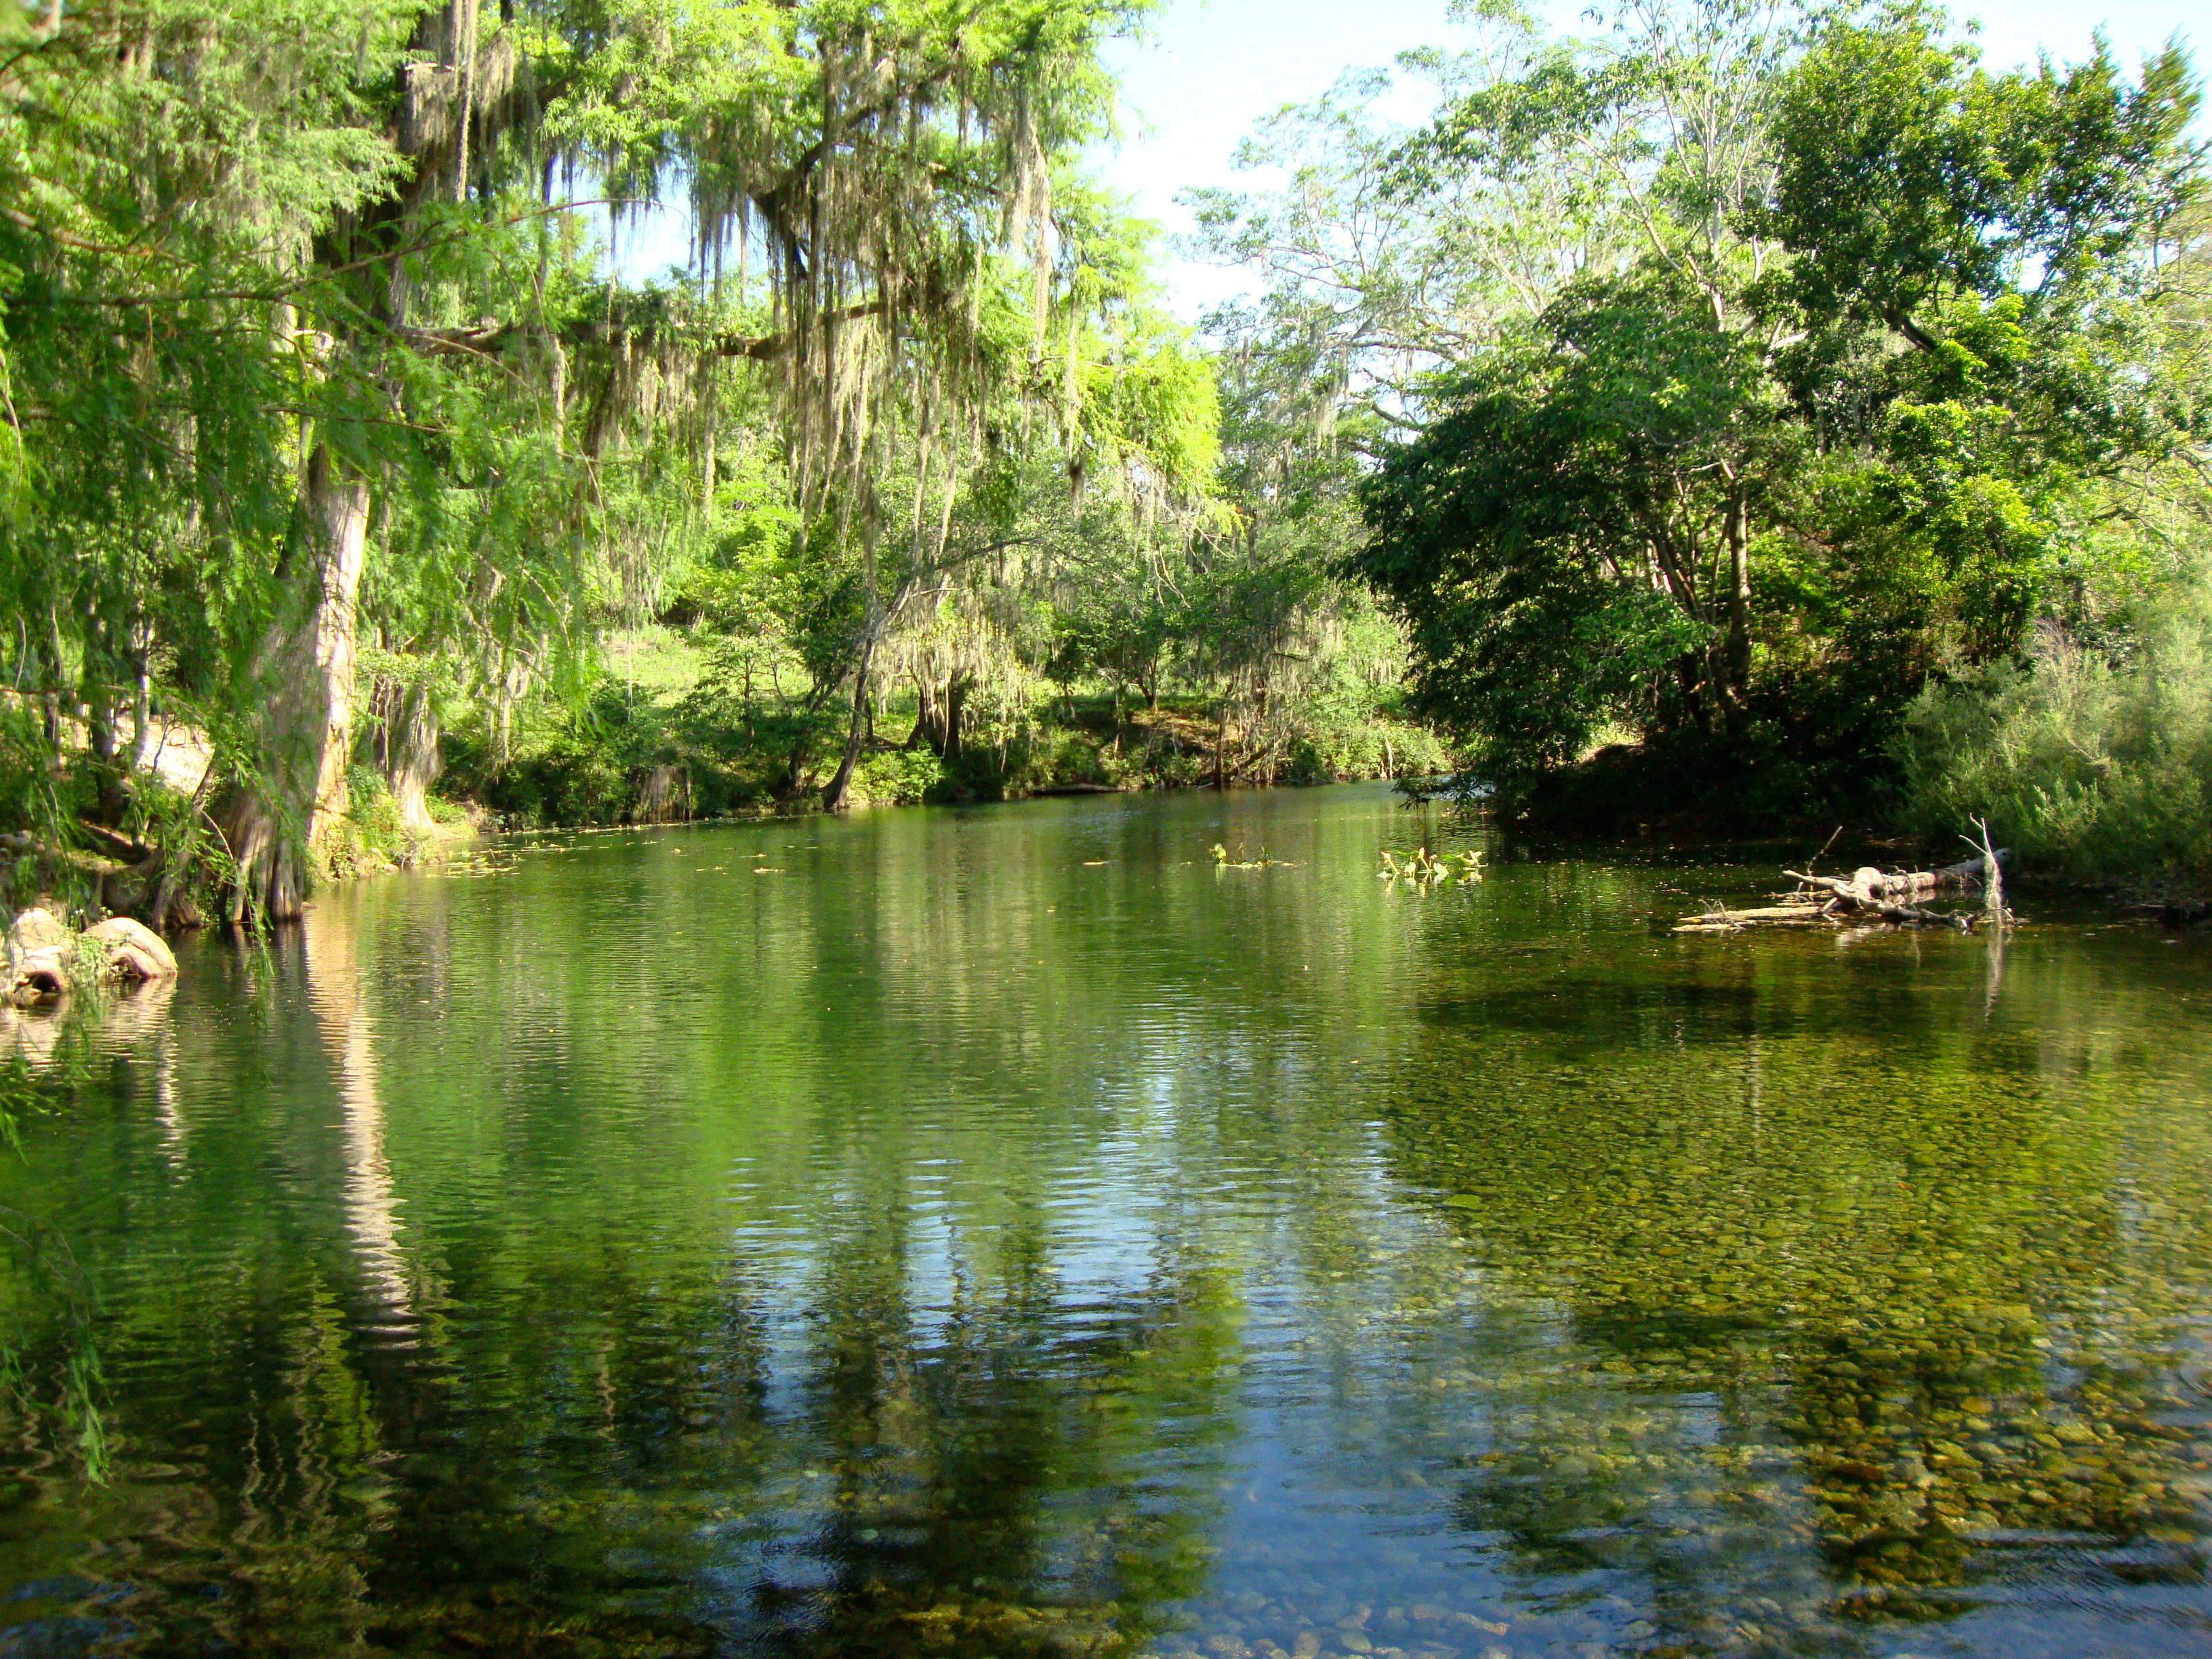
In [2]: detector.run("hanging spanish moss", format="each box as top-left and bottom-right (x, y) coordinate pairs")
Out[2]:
(1, 0), (1450, 922)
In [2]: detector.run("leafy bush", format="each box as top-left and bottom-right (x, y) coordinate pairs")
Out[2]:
(443, 699), (637, 827)
(1006, 729), (1113, 794)
(317, 766), (431, 878)
(1115, 727), (1212, 791)
(443, 678), (833, 825)
(1897, 596), (2212, 886)
(850, 748), (947, 806)
(1281, 718), (1452, 785)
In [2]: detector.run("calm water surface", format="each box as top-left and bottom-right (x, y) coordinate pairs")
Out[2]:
(3, 785), (2211, 1659)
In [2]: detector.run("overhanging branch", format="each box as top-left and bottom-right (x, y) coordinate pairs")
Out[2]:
(398, 298), (891, 363)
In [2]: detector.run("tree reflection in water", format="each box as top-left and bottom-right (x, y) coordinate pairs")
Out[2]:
(0, 790), (2204, 1659)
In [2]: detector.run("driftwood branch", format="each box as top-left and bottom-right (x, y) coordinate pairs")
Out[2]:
(1966, 818), (2011, 930)
(1675, 849), (2012, 935)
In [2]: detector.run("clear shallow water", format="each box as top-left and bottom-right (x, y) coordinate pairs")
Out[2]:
(3, 784), (2211, 1658)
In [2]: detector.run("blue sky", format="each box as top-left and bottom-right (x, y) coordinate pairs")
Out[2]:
(612, 0), (2205, 312)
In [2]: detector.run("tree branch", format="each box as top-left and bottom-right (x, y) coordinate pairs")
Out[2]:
(398, 298), (890, 363)
(1885, 309), (1942, 353)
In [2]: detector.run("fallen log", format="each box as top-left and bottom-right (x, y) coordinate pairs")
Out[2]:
(2142, 899), (2212, 928)
(1934, 849), (2007, 882)
(77, 820), (159, 863)
(0, 831), (131, 880)
(1781, 851), (2007, 909)
(1675, 848), (2011, 935)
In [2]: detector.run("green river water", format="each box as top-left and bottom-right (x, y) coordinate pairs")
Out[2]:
(2, 783), (2210, 1659)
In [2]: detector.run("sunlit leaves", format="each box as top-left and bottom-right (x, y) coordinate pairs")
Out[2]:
(1347, 1), (2204, 813)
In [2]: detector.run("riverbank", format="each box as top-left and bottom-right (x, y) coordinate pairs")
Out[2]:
(1425, 706), (2212, 915)
(436, 660), (1454, 830)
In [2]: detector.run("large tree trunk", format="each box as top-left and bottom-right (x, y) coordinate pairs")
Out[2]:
(1675, 657), (1711, 732)
(906, 670), (971, 761)
(85, 623), (118, 765)
(374, 676), (442, 836)
(907, 674), (941, 751)
(218, 445), (371, 924)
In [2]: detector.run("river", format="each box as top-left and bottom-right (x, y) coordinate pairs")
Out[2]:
(2, 784), (2209, 1658)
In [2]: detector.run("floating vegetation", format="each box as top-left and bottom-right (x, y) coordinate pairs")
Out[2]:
(434, 850), (521, 879)
(1378, 847), (1481, 888)
(1212, 843), (1293, 870)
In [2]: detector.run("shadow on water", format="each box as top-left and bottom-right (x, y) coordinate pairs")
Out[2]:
(0, 786), (2205, 1658)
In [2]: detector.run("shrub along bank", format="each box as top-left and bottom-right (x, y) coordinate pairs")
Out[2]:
(437, 628), (1450, 827)
(1896, 575), (2212, 897)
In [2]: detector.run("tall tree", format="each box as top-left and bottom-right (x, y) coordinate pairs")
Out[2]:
(1349, 0), (2202, 815)
(1, 0), (1164, 917)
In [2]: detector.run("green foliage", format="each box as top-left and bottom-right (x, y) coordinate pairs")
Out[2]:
(1355, 275), (1758, 777)
(1335, 0), (2207, 824)
(851, 747), (949, 807)
(1898, 590), (2212, 886)
(447, 680), (717, 827)
(314, 766), (434, 878)
(0, 0), (1453, 890)
(1764, 11), (2200, 337)
(0, 0), (1310, 897)
(1282, 718), (1450, 787)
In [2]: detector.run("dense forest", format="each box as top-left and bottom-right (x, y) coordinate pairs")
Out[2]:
(1, 0), (2206, 926)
